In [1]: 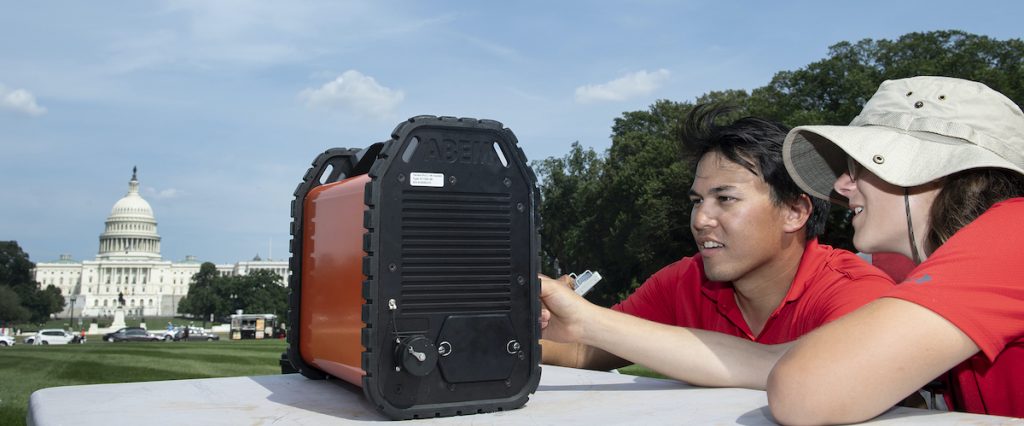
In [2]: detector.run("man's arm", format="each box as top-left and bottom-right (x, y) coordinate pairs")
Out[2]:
(540, 339), (630, 371)
(540, 275), (790, 389)
(767, 298), (978, 425)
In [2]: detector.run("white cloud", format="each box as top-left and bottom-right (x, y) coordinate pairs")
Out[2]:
(574, 69), (671, 104)
(144, 187), (184, 200)
(300, 70), (404, 119)
(0, 84), (47, 116)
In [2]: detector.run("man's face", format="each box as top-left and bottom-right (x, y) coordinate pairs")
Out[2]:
(688, 151), (792, 283)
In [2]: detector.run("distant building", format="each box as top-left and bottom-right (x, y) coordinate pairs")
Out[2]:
(32, 168), (289, 318)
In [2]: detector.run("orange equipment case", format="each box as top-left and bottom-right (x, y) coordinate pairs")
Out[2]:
(285, 116), (542, 419)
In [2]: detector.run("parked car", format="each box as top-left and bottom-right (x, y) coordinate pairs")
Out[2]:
(173, 327), (220, 342)
(156, 327), (183, 342)
(104, 327), (160, 342)
(32, 329), (77, 345)
(0, 335), (14, 347)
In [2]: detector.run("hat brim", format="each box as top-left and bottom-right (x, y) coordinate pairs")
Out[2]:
(783, 125), (1024, 205)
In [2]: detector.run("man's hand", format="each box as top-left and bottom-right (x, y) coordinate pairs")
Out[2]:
(538, 274), (573, 329)
(541, 274), (789, 386)
(539, 274), (625, 369)
(539, 274), (594, 344)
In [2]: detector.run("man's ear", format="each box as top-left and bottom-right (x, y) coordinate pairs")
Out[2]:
(782, 194), (813, 234)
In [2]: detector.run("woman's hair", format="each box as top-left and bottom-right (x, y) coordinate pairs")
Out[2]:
(926, 168), (1024, 253)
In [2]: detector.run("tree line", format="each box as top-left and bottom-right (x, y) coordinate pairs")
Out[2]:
(535, 30), (1024, 306)
(177, 262), (288, 327)
(0, 241), (65, 324)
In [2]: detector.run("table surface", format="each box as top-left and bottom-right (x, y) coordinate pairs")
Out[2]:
(28, 365), (1017, 425)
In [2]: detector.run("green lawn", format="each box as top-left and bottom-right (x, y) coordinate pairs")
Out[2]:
(618, 364), (669, 380)
(0, 338), (288, 426)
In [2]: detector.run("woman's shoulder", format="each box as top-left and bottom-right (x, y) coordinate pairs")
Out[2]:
(961, 197), (1024, 232)
(924, 197), (1024, 263)
(987, 197), (1024, 212)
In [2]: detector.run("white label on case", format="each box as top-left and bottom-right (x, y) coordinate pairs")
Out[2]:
(410, 172), (444, 187)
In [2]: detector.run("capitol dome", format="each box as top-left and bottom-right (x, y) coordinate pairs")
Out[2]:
(97, 167), (162, 260)
(110, 187), (154, 217)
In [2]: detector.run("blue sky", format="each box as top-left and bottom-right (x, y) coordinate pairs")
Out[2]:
(2, 1), (1021, 264)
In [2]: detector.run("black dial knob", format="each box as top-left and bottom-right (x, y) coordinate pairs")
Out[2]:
(396, 335), (437, 377)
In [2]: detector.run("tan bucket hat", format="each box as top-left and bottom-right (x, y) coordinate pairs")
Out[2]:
(783, 76), (1024, 204)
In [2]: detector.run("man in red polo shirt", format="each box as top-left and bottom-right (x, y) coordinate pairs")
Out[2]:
(540, 105), (894, 388)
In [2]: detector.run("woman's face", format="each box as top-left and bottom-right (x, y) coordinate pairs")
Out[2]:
(833, 160), (939, 259)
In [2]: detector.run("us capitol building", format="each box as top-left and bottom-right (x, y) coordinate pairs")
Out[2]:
(32, 168), (289, 319)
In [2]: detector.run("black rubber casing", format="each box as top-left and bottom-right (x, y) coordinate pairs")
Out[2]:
(286, 116), (542, 419)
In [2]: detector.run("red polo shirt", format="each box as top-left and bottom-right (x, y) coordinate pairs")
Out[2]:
(613, 239), (894, 344)
(870, 252), (917, 282)
(885, 198), (1024, 417)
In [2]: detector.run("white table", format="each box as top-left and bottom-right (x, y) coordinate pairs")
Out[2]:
(28, 365), (1015, 425)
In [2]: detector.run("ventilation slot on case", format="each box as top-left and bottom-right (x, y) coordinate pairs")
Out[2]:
(399, 190), (512, 315)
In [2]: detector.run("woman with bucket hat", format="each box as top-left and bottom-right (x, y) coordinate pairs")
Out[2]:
(769, 76), (1024, 423)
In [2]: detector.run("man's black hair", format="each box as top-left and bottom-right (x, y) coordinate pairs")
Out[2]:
(681, 104), (829, 239)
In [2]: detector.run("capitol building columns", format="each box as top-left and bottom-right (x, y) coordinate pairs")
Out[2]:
(97, 167), (162, 261)
(33, 168), (289, 321)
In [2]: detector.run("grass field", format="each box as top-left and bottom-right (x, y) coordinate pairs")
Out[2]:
(618, 364), (667, 379)
(0, 337), (288, 426)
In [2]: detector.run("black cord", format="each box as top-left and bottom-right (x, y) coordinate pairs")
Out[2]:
(904, 188), (922, 263)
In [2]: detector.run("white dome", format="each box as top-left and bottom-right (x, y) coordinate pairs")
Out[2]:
(110, 192), (154, 218)
(97, 168), (162, 260)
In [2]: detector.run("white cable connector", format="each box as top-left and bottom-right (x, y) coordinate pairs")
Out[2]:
(569, 270), (602, 296)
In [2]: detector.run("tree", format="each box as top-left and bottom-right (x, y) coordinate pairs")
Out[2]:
(177, 262), (225, 327)
(596, 100), (697, 305)
(0, 241), (36, 287)
(234, 270), (288, 319)
(14, 284), (65, 323)
(534, 142), (606, 277)
(0, 241), (64, 323)
(0, 285), (30, 324)
(177, 263), (288, 325)
(214, 271), (286, 319)
(872, 31), (1024, 103)
(747, 31), (1024, 127)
